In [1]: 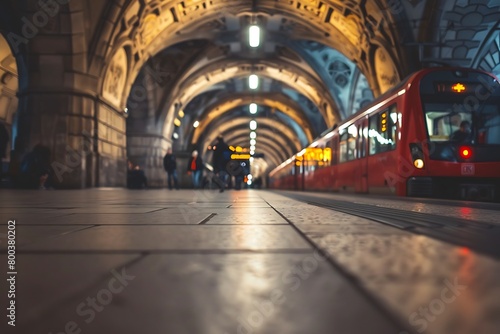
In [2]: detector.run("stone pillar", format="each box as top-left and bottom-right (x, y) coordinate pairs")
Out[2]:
(95, 100), (127, 187)
(127, 134), (169, 188)
(15, 91), (96, 188)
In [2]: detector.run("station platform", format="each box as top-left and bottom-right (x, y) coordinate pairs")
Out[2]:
(1, 189), (499, 334)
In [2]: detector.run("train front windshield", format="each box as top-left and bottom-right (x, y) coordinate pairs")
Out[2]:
(424, 102), (500, 145)
(421, 70), (500, 145)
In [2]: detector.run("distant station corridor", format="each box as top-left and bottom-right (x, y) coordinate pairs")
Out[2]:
(1, 189), (500, 334)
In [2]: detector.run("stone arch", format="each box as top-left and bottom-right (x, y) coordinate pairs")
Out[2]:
(91, 0), (406, 113)
(158, 59), (339, 144)
(420, 0), (500, 68)
(188, 93), (315, 147)
(473, 22), (500, 77)
(201, 118), (301, 156)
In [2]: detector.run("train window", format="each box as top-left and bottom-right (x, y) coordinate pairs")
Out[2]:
(339, 131), (348, 163)
(347, 124), (357, 160)
(357, 122), (367, 158)
(330, 137), (338, 165)
(369, 105), (397, 155)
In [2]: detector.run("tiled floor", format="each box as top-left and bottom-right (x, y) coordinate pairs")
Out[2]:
(0, 189), (499, 334)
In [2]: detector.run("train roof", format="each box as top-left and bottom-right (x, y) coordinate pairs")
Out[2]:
(320, 67), (496, 137)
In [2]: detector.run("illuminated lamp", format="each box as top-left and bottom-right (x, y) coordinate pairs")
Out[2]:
(459, 146), (473, 159)
(249, 25), (260, 48)
(414, 159), (424, 169)
(452, 83), (466, 93)
(249, 74), (259, 90)
(249, 103), (258, 114)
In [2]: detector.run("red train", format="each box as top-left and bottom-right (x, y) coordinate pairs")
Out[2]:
(269, 67), (500, 201)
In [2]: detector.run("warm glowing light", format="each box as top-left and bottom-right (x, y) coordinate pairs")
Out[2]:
(178, 110), (185, 118)
(231, 154), (251, 160)
(250, 145), (256, 151)
(193, 121), (200, 128)
(452, 83), (466, 93)
(247, 174), (253, 180)
(249, 74), (259, 89)
(250, 132), (257, 139)
(174, 118), (181, 127)
(414, 159), (424, 169)
(249, 25), (260, 47)
(173, 132), (179, 139)
(458, 247), (470, 256)
(348, 124), (357, 136)
(249, 103), (258, 114)
(250, 150), (255, 155)
(250, 139), (256, 146)
(459, 146), (472, 159)
(247, 180), (253, 186)
(235, 146), (243, 153)
(250, 120), (258, 130)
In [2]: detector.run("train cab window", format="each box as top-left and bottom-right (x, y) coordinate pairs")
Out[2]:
(369, 106), (397, 155)
(424, 103), (500, 144)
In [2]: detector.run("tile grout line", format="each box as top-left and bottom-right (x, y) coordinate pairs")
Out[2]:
(198, 213), (218, 224)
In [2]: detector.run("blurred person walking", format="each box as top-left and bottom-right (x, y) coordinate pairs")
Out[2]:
(187, 150), (203, 189)
(163, 148), (179, 190)
(212, 136), (231, 192)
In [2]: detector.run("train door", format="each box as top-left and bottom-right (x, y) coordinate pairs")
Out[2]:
(355, 119), (369, 192)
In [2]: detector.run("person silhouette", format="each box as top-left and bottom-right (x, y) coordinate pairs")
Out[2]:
(163, 148), (179, 190)
(187, 150), (203, 189)
(212, 136), (231, 192)
(450, 120), (471, 142)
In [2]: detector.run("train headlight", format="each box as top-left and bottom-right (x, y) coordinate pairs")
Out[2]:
(410, 143), (425, 170)
(414, 159), (425, 169)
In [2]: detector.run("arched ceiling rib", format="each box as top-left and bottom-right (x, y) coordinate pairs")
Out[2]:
(188, 92), (315, 146)
(200, 117), (302, 153)
(203, 124), (296, 159)
(158, 56), (341, 135)
(94, 0), (409, 178)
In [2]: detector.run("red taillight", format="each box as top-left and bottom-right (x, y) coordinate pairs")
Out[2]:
(459, 146), (472, 159)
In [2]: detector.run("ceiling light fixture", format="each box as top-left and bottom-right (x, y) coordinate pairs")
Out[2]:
(249, 103), (258, 114)
(249, 25), (260, 48)
(249, 74), (259, 90)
